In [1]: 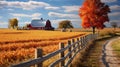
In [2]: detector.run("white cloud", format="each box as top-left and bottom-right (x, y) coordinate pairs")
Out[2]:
(0, 22), (7, 24)
(51, 18), (81, 28)
(110, 20), (120, 23)
(45, 6), (60, 10)
(10, 13), (30, 17)
(110, 5), (120, 10)
(8, 8), (14, 11)
(51, 19), (81, 24)
(24, 22), (31, 24)
(49, 0), (61, 1)
(62, 6), (80, 12)
(0, 1), (50, 10)
(15, 17), (20, 20)
(0, 0), (6, 1)
(101, 0), (117, 3)
(0, 22), (8, 28)
(10, 13), (42, 19)
(31, 13), (42, 19)
(110, 20), (120, 26)
(48, 12), (79, 18)
(0, 16), (2, 19)
(109, 12), (120, 16)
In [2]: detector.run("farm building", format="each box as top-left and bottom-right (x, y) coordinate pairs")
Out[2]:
(27, 18), (54, 30)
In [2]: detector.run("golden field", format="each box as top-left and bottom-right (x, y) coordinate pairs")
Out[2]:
(0, 29), (87, 67)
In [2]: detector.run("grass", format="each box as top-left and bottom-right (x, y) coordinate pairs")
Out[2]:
(71, 28), (120, 67)
(71, 40), (105, 67)
(111, 39), (120, 58)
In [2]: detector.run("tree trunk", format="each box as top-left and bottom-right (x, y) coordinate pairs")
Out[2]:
(92, 26), (95, 34)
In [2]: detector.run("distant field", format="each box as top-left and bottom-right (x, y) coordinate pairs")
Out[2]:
(0, 29), (87, 67)
(111, 38), (120, 58)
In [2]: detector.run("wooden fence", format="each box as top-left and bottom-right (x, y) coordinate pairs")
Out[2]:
(11, 34), (97, 67)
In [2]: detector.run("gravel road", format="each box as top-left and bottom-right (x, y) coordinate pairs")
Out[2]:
(101, 37), (120, 67)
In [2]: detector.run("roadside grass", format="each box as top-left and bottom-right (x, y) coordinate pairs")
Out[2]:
(111, 39), (120, 58)
(71, 36), (120, 67)
(71, 28), (120, 67)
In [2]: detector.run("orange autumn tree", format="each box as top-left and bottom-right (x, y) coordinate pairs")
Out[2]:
(79, 0), (110, 34)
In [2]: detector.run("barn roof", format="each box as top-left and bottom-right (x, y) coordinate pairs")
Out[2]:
(31, 19), (45, 27)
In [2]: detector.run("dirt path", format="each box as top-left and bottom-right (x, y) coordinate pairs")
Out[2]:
(101, 37), (120, 67)
(72, 37), (120, 67)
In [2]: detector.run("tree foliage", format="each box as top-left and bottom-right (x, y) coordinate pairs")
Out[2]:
(9, 18), (18, 29)
(58, 20), (74, 29)
(111, 22), (117, 30)
(79, 0), (110, 33)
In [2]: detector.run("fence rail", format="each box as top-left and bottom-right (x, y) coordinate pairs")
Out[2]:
(11, 34), (97, 67)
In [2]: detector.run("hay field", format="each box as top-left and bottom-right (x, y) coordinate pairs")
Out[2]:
(0, 29), (87, 67)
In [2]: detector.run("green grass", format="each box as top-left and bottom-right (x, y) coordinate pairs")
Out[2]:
(111, 39), (120, 58)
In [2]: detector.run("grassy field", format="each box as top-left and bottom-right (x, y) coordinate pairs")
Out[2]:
(111, 38), (120, 58)
(0, 29), (88, 67)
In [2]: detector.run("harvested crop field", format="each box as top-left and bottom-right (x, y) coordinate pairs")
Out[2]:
(0, 29), (88, 67)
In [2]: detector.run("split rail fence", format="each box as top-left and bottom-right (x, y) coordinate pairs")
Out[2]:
(11, 34), (97, 67)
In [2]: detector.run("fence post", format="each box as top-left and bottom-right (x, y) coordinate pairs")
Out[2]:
(35, 48), (43, 67)
(88, 34), (90, 42)
(85, 36), (87, 45)
(59, 42), (65, 67)
(68, 40), (72, 58)
(86, 35), (89, 43)
(72, 39), (76, 53)
(90, 34), (92, 40)
(82, 36), (85, 47)
(84, 36), (86, 45)
(77, 38), (80, 50)
(80, 37), (83, 48)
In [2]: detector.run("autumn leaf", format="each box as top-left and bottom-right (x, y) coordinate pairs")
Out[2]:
(79, 0), (110, 29)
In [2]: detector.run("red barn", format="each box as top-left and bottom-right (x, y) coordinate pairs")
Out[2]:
(28, 19), (54, 30)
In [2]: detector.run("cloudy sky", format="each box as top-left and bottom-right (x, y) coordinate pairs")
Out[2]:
(0, 0), (120, 28)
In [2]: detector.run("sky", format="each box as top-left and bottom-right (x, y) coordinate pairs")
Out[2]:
(0, 0), (120, 28)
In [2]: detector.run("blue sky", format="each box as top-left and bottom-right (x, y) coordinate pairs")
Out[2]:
(0, 0), (120, 28)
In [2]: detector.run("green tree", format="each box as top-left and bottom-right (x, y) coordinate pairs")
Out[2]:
(58, 20), (74, 29)
(9, 18), (18, 29)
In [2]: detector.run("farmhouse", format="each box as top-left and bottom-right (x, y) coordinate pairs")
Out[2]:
(27, 18), (54, 30)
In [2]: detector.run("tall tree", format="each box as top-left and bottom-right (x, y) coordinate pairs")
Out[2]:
(9, 18), (18, 29)
(79, 0), (110, 34)
(58, 20), (74, 29)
